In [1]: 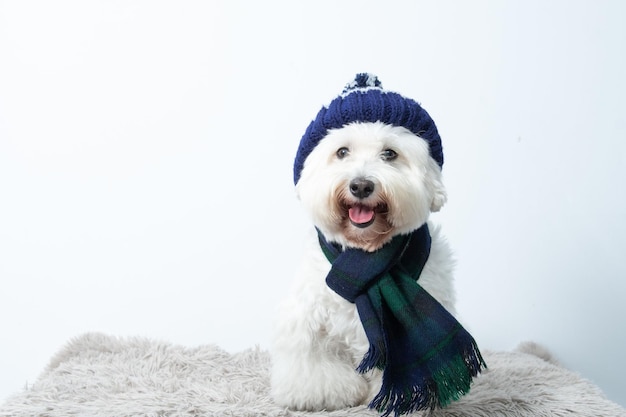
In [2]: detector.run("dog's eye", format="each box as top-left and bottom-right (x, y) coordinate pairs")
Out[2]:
(381, 149), (398, 161)
(336, 147), (350, 159)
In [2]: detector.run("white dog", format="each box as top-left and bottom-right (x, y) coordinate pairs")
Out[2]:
(271, 74), (464, 413)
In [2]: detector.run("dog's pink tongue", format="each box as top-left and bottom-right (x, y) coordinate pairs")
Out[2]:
(348, 205), (375, 224)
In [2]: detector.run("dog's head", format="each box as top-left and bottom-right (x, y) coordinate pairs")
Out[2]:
(293, 74), (446, 251)
(296, 121), (446, 251)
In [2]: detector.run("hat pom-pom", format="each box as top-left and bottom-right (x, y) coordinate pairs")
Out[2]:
(342, 73), (382, 94)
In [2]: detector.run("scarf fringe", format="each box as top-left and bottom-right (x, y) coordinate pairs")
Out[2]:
(370, 340), (487, 417)
(356, 342), (386, 373)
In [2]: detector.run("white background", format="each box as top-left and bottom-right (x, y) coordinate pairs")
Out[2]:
(1, 0), (625, 408)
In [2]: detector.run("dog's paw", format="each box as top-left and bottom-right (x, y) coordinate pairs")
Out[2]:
(271, 362), (369, 411)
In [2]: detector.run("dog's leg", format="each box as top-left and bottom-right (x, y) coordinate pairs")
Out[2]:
(271, 295), (369, 411)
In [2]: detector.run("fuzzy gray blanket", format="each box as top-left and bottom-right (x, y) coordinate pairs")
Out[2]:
(1, 333), (624, 417)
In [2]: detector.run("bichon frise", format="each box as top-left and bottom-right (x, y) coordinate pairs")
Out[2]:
(271, 74), (485, 416)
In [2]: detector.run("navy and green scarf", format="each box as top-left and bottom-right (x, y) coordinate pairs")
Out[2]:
(318, 224), (486, 417)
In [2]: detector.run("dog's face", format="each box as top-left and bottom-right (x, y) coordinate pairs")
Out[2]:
(296, 122), (446, 252)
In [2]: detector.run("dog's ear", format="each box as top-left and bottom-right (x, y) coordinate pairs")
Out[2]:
(431, 185), (447, 212)
(428, 162), (447, 212)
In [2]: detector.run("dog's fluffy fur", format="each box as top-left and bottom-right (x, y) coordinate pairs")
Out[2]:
(271, 122), (456, 411)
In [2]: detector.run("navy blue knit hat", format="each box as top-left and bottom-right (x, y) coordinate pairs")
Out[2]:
(293, 73), (443, 184)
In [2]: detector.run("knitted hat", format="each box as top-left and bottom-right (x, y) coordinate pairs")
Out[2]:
(293, 73), (443, 184)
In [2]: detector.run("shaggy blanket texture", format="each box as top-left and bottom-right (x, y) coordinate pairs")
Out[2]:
(1, 333), (624, 417)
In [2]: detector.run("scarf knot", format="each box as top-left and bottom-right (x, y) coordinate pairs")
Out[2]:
(320, 228), (420, 303)
(319, 224), (486, 417)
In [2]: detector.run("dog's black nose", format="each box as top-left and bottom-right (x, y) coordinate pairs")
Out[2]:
(349, 178), (375, 199)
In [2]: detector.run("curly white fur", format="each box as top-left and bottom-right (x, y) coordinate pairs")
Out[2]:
(271, 122), (457, 411)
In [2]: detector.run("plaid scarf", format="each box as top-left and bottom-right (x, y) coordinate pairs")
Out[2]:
(318, 224), (486, 417)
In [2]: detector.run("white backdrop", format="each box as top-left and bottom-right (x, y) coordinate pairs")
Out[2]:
(1, 0), (625, 408)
